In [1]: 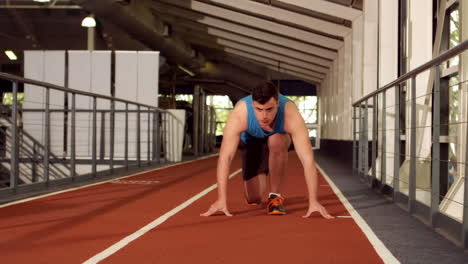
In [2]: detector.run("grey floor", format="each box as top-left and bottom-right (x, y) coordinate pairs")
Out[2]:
(314, 151), (468, 264)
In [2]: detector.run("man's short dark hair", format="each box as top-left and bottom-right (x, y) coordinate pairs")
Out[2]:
(252, 80), (279, 104)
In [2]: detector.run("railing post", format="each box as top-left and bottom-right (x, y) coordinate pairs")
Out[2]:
(463, 88), (468, 249)
(137, 105), (141, 167)
(110, 99), (115, 171)
(364, 100), (369, 183)
(99, 112), (105, 160)
(372, 96), (377, 187)
(358, 104), (363, 179)
(125, 103), (128, 169)
(154, 110), (160, 163)
(431, 65), (441, 227)
(152, 109), (156, 162)
(352, 106), (357, 177)
(44, 87), (50, 185)
(147, 107), (151, 165)
(409, 77), (417, 213)
(92, 97), (97, 177)
(10, 81), (19, 190)
(381, 90), (387, 190)
(394, 85), (401, 201)
(70, 93), (76, 181)
(32, 144), (37, 182)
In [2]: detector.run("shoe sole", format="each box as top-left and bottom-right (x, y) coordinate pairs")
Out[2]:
(268, 210), (286, 215)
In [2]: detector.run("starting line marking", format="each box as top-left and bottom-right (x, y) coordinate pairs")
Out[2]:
(316, 165), (400, 264)
(111, 180), (160, 185)
(83, 168), (242, 264)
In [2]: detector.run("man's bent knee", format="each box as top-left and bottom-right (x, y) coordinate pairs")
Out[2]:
(268, 133), (290, 153)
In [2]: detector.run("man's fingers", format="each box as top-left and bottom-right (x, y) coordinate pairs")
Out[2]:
(319, 207), (335, 219)
(200, 207), (217, 217)
(302, 210), (313, 218)
(200, 211), (213, 217)
(223, 209), (233, 217)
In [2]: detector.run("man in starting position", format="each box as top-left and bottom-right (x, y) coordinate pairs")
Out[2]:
(201, 80), (334, 219)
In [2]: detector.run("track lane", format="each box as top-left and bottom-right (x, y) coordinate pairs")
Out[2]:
(0, 155), (241, 263)
(101, 153), (384, 264)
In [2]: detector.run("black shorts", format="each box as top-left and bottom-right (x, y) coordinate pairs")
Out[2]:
(238, 136), (293, 181)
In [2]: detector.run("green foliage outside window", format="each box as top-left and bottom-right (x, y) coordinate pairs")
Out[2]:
(2, 93), (24, 105)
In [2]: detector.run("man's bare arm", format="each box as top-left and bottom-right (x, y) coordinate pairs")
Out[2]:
(284, 102), (334, 219)
(201, 101), (246, 217)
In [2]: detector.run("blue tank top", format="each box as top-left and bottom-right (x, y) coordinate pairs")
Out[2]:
(240, 94), (291, 143)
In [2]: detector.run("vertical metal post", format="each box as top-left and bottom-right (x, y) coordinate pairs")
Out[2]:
(110, 100), (115, 171)
(137, 105), (141, 167)
(352, 106), (357, 177)
(32, 144), (37, 182)
(99, 112), (105, 160)
(372, 96), (377, 187)
(381, 90), (387, 189)
(152, 109), (156, 161)
(193, 86), (200, 156)
(463, 92), (468, 249)
(70, 93), (76, 180)
(155, 110), (161, 163)
(170, 113), (174, 162)
(162, 112), (167, 161)
(147, 107), (151, 164)
(92, 97), (97, 176)
(364, 100), (369, 183)
(394, 85), (401, 201)
(409, 76), (417, 213)
(358, 104), (363, 178)
(44, 87), (50, 185)
(431, 65), (441, 227)
(10, 81), (19, 189)
(200, 92), (206, 154)
(125, 103), (128, 168)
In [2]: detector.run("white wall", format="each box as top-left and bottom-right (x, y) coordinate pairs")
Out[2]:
(376, 0), (399, 184)
(23, 51), (65, 156)
(24, 50), (159, 162)
(115, 51), (159, 160)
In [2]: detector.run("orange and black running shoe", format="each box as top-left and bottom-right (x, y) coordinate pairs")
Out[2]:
(267, 194), (286, 215)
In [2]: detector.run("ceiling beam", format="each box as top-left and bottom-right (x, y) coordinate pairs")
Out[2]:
(174, 27), (328, 75)
(151, 2), (337, 60)
(186, 37), (324, 81)
(275, 0), (362, 21)
(157, 12), (332, 68)
(155, 0), (343, 49)
(208, 0), (351, 38)
(6, 9), (41, 48)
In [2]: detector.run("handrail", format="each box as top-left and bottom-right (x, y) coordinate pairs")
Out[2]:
(353, 39), (468, 106)
(0, 72), (165, 111)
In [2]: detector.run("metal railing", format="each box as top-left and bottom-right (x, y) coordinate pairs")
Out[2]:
(352, 40), (468, 248)
(0, 72), (185, 197)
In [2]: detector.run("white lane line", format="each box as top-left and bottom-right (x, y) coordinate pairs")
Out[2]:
(336, 216), (352, 218)
(83, 168), (242, 264)
(316, 165), (400, 264)
(0, 154), (219, 208)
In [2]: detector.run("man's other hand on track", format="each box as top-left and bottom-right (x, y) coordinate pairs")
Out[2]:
(201, 200), (233, 217)
(302, 201), (335, 219)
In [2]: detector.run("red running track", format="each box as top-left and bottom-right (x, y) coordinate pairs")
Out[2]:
(0, 153), (384, 263)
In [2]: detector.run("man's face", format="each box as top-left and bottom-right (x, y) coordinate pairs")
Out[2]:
(252, 97), (279, 127)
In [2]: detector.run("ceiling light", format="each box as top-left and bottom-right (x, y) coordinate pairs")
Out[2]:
(81, 16), (96, 28)
(33, 0), (50, 2)
(178, 65), (195, 77)
(5, 50), (17, 61)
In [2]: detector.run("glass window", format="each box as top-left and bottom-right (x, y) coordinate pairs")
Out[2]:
(207, 95), (233, 136)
